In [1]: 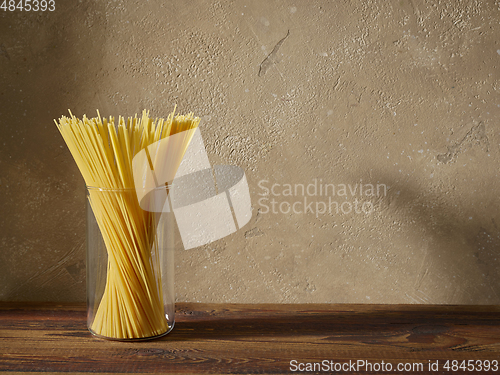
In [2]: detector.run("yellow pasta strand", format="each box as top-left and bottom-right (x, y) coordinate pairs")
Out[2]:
(55, 109), (199, 339)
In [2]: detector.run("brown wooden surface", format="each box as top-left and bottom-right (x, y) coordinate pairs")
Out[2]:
(0, 303), (499, 374)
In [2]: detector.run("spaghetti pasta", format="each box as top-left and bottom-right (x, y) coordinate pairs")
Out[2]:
(55, 109), (199, 339)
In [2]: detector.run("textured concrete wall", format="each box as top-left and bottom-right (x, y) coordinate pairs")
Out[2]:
(1, 0), (499, 304)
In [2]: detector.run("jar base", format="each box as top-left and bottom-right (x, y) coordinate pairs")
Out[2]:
(88, 321), (175, 342)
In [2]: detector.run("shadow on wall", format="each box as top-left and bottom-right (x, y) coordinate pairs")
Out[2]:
(0, 2), (107, 301)
(370, 160), (500, 304)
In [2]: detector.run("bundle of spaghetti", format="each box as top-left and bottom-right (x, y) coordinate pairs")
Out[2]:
(55, 109), (199, 339)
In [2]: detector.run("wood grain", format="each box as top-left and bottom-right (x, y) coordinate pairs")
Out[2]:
(0, 303), (499, 373)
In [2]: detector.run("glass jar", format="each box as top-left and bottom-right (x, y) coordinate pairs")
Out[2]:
(86, 186), (175, 341)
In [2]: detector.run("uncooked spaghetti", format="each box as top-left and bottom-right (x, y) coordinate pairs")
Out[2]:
(55, 109), (199, 339)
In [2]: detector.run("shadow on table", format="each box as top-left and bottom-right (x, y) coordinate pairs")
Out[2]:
(165, 305), (500, 346)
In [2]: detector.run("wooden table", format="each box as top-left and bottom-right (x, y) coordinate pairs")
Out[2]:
(0, 303), (499, 374)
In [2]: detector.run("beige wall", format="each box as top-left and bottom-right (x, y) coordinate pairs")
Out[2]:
(1, 0), (499, 304)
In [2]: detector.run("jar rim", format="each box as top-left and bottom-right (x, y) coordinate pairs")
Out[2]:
(86, 185), (170, 192)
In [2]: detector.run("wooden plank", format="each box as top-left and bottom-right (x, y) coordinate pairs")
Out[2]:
(0, 303), (499, 373)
